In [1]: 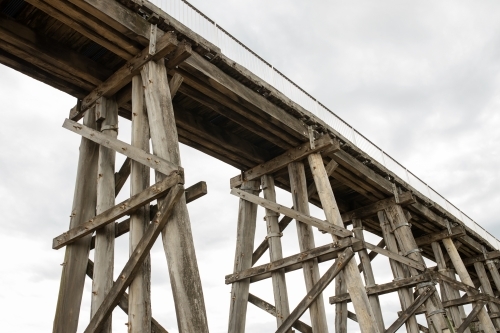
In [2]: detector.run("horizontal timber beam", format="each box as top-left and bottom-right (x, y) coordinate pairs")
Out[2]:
(53, 171), (183, 249)
(414, 226), (465, 247)
(63, 119), (181, 176)
(364, 242), (426, 271)
(91, 181), (207, 249)
(330, 273), (431, 304)
(225, 238), (359, 284)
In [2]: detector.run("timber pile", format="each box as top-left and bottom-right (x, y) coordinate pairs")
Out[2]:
(1, 0), (500, 332)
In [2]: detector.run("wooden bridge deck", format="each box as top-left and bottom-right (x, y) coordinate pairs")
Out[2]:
(1, 0), (499, 329)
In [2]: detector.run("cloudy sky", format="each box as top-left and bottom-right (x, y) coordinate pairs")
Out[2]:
(1, 1), (499, 332)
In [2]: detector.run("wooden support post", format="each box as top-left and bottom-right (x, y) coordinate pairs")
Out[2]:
(383, 204), (448, 332)
(288, 161), (329, 333)
(53, 109), (99, 333)
(308, 153), (379, 333)
(141, 59), (209, 333)
(261, 174), (291, 328)
(431, 241), (469, 333)
(335, 271), (348, 333)
(353, 219), (385, 332)
(378, 210), (420, 333)
(485, 260), (500, 296)
(442, 237), (497, 333)
(474, 262), (500, 329)
(128, 75), (151, 333)
(91, 96), (118, 333)
(228, 180), (260, 333)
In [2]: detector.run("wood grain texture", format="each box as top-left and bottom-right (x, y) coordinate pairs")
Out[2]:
(53, 110), (99, 333)
(141, 59), (209, 333)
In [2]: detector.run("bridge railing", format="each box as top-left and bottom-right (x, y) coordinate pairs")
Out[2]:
(149, 0), (500, 250)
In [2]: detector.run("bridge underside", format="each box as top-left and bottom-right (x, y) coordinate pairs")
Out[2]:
(1, 0), (500, 332)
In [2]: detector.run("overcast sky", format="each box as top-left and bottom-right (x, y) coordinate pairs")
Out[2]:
(1, 1), (499, 332)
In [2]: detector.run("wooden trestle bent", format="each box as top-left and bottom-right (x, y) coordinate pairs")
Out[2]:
(2, 0), (500, 332)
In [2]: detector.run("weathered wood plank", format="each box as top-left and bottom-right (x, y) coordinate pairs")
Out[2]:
(114, 157), (131, 197)
(230, 188), (352, 238)
(91, 97), (118, 333)
(463, 251), (500, 266)
(141, 59), (209, 333)
(330, 274), (431, 304)
(228, 181), (260, 333)
(53, 171), (183, 249)
(128, 75), (151, 333)
(83, 184), (184, 333)
(63, 118), (180, 176)
(230, 134), (338, 188)
(287, 161), (329, 333)
(275, 248), (355, 333)
(53, 110), (99, 333)
(226, 238), (357, 284)
(247, 293), (312, 333)
(261, 175), (290, 328)
(169, 73), (184, 98)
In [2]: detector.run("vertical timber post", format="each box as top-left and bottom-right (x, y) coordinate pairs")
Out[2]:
(141, 59), (209, 333)
(91, 97), (118, 333)
(261, 174), (291, 329)
(335, 271), (348, 333)
(378, 210), (419, 333)
(128, 75), (152, 333)
(384, 204), (448, 332)
(308, 153), (379, 333)
(474, 262), (500, 329)
(288, 160), (329, 333)
(431, 241), (468, 333)
(228, 180), (260, 333)
(352, 218), (385, 332)
(53, 109), (99, 333)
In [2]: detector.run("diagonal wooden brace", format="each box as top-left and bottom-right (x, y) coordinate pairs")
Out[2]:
(53, 171), (183, 249)
(385, 287), (435, 333)
(71, 31), (178, 120)
(231, 188), (352, 238)
(275, 247), (355, 333)
(83, 184), (184, 333)
(63, 118), (181, 176)
(457, 301), (486, 333)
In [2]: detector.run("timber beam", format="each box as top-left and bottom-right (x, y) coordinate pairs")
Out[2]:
(330, 273), (431, 304)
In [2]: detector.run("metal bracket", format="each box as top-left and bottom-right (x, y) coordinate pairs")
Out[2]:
(404, 248), (422, 257)
(265, 232), (283, 239)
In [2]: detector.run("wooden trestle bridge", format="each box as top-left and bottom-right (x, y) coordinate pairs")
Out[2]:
(1, 0), (500, 332)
